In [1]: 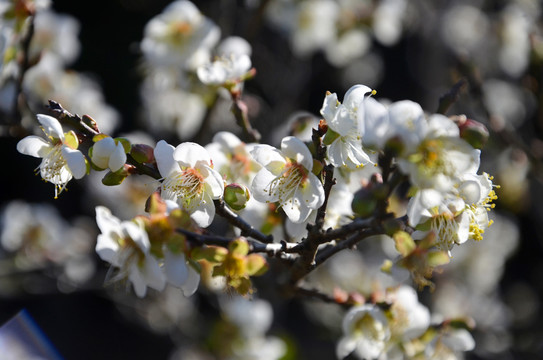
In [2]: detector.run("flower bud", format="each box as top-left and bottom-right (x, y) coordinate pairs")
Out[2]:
(130, 143), (155, 164)
(224, 183), (250, 211)
(458, 118), (489, 149)
(351, 187), (377, 218)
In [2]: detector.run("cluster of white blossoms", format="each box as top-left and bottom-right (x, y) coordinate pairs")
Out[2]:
(337, 285), (474, 360)
(139, 0), (254, 140)
(9, 2), (513, 358)
(0, 0), (119, 133)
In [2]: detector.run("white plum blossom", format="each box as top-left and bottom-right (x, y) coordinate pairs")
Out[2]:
(387, 285), (431, 341)
(95, 206), (166, 298)
(251, 136), (325, 223)
(140, 0), (220, 70)
(17, 114), (86, 198)
(197, 53), (252, 87)
(154, 140), (224, 227)
(30, 10), (81, 65)
(320, 84), (374, 169)
(386, 100), (429, 152)
(205, 131), (261, 185)
(408, 173), (497, 255)
(90, 136), (126, 172)
(337, 304), (391, 360)
(398, 114), (480, 193)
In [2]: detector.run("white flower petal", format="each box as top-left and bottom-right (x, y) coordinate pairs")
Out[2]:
(342, 84), (372, 111)
(173, 142), (211, 168)
(141, 254), (166, 292)
(251, 169), (280, 203)
(93, 137), (116, 158)
(181, 265), (200, 297)
(61, 146), (86, 179)
(108, 142), (127, 172)
(212, 131), (242, 149)
(202, 165), (224, 198)
(281, 136), (313, 170)
(123, 221), (150, 251)
(282, 196), (311, 223)
(17, 136), (52, 158)
(250, 144), (286, 175)
(300, 172), (325, 209)
(164, 250), (189, 287)
(320, 92), (339, 122)
(37, 114), (64, 139)
(188, 192), (215, 227)
(154, 140), (180, 177)
(128, 267), (148, 298)
(95, 234), (120, 264)
(336, 336), (357, 360)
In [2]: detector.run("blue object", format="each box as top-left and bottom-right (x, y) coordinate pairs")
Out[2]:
(0, 309), (63, 360)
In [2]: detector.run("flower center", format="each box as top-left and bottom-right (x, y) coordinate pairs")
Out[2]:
(39, 145), (70, 198)
(167, 21), (194, 46)
(430, 213), (459, 252)
(352, 313), (387, 342)
(267, 162), (307, 204)
(162, 168), (205, 207)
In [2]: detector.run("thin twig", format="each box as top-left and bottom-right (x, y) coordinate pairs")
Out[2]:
(437, 78), (467, 115)
(314, 228), (380, 267)
(214, 199), (273, 243)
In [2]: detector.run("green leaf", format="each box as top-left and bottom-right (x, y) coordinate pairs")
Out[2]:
(102, 170), (128, 186)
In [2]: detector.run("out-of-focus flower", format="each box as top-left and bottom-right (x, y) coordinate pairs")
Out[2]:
(205, 131), (261, 185)
(23, 54), (120, 134)
(0, 200), (95, 285)
(398, 114), (480, 193)
(95, 206), (166, 297)
(336, 304), (390, 360)
(387, 285), (431, 341)
(30, 10), (80, 64)
(373, 0), (407, 46)
(211, 296), (286, 360)
(17, 114), (86, 198)
(154, 140), (224, 227)
(140, 0), (220, 70)
(251, 136), (325, 223)
(197, 53), (252, 87)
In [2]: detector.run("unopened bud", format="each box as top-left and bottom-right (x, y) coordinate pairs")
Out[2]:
(224, 183), (250, 211)
(130, 144), (155, 164)
(458, 118), (489, 149)
(352, 187), (377, 218)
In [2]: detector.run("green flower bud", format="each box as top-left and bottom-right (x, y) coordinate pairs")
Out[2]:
(458, 118), (489, 149)
(130, 144), (155, 164)
(351, 188), (377, 218)
(224, 183), (250, 211)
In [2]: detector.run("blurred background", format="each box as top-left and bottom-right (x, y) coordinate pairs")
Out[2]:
(1, 0), (542, 359)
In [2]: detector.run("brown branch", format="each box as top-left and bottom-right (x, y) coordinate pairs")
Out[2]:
(314, 228), (380, 267)
(231, 89), (261, 143)
(437, 78), (467, 115)
(214, 199), (273, 243)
